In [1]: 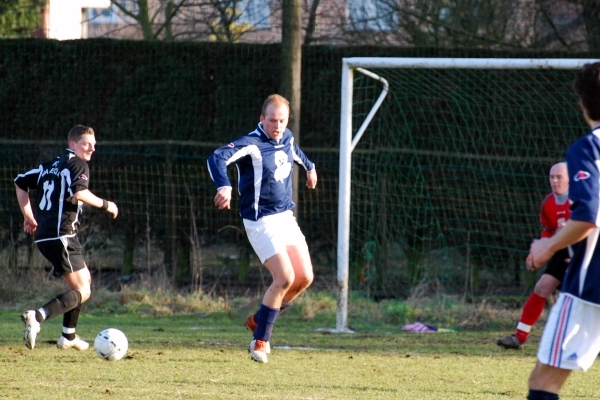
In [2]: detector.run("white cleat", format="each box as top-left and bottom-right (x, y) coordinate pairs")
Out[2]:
(247, 339), (271, 354)
(21, 310), (41, 350)
(57, 335), (89, 351)
(249, 339), (269, 363)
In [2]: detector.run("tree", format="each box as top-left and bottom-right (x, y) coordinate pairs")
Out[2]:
(280, 0), (302, 208)
(339, 0), (537, 48)
(108, 0), (186, 40)
(578, 0), (600, 51)
(0, 0), (44, 38)
(101, 0), (269, 42)
(205, 0), (253, 42)
(304, 0), (320, 45)
(319, 0), (598, 51)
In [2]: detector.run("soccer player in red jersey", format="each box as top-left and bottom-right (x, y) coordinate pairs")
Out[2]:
(497, 162), (570, 350)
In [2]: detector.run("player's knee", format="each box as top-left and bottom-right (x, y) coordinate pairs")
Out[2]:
(281, 275), (295, 291)
(300, 270), (314, 288)
(78, 286), (91, 303)
(275, 271), (295, 291)
(533, 281), (556, 298)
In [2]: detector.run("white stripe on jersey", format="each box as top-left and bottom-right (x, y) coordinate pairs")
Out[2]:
(13, 165), (42, 182)
(290, 137), (306, 169)
(595, 157), (600, 226)
(224, 145), (263, 220)
(35, 234), (76, 243)
(57, 170), (65, 236)
(580, 227), (600, 294)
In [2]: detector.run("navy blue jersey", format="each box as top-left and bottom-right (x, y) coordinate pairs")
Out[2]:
(14, 149), (90, 241)
(561, 126), (600, 305)
(207, 123), (314, 221)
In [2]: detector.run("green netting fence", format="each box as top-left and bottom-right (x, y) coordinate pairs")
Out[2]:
(0, 39), (595, 298)
(347, 65), (585, 300)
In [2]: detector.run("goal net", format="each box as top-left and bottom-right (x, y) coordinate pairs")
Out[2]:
(336, 58), (597, 332)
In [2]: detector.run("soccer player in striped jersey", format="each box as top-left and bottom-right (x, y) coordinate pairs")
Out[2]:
(497, 162), (570, 350)
(14, 125), (118, 351)
(208, 94), (317, 363)
(527, 62), (600, 400)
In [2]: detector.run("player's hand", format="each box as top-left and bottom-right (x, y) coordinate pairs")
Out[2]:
(529, 238), (554, 271)
(106, 201), (118, 219)
(23, 216), (37, 235)
(306, 168), (317, 189)
(525, 253), (534, 272)
(214, 187), (232, 210)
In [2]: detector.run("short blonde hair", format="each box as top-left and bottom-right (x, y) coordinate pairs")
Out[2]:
(68, 125), (95, 143)
(261, 94), (290, 116)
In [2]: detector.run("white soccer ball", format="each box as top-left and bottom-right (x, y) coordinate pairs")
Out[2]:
(94, 328), (128, 361)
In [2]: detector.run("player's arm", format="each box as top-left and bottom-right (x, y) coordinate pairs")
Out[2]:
(14, 168), (41, 235)
(207, 140), (247, 210)
(208, 152), (233, 210)
(291, 144), (317, 189)
(72, 189), (118, 219)
(14, 184), (38, 235)
(527, 200), (551, 266)
(539, 202), (554, 238)
(306, 167), (317, 189)
(529, 219), (595, 271)
(69, 161), (118, 218)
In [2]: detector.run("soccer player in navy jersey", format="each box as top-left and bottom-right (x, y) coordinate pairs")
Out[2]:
(208, 94), (317, 363)
(497, 162), (571, 350)
(14, 125), (118, 351)
(527, 62), (600, 400)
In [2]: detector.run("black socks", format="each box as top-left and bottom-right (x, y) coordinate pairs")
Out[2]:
(62, 302), (83, 340)
(40, 289), (82, 321)
(527, 389), (559, 400)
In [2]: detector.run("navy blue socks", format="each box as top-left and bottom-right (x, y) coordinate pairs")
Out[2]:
(253, 304), (279, 341)
(527, 390), (559, 400)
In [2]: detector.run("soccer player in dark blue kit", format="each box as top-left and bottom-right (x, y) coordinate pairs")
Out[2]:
(527, 62), (600, 399)
(208, 94), (318, 363)
(15, 125), (118, 350)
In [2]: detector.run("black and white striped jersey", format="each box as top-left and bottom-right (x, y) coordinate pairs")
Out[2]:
(14, 149), (90, 242)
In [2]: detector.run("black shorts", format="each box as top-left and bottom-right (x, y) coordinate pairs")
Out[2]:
(36, 236), (86, 278)
(543, 247), (570, 283)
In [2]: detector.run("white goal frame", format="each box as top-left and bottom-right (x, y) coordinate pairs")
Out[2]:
(335, 57), (599, 333)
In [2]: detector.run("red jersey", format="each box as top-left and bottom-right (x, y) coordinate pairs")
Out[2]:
(539, 193), (571, 238)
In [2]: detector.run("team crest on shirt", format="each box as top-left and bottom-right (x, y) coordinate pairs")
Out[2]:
(273, 150), (292, 183)
(79, 174), (88, 181)
(228, 143), (234, 148)
(574, 171), (590, 181)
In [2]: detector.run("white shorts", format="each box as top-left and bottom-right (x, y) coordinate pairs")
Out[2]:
(243, 210), (308, 264)
(537, 293), (600, 371)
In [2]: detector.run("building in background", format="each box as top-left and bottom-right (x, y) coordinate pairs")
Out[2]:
(38, 0), (594, 51)
(43, 0), (111, 40)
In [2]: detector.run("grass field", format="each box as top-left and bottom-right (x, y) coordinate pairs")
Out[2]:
(1, 302), (600, 400)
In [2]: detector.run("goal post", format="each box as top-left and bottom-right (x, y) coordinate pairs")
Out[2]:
(336, 57), (598, 333)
